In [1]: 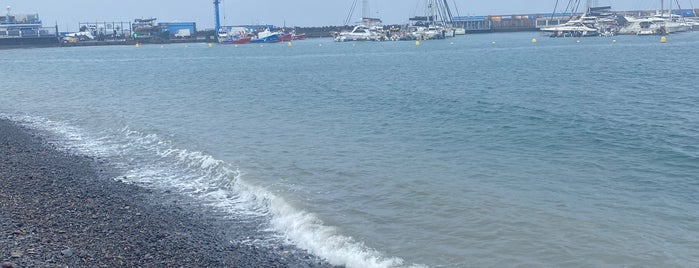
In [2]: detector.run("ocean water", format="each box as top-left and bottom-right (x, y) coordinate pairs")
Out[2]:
(2, 32), (698, 267)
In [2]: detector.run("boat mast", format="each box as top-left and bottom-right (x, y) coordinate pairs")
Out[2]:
(661, 0), (665, 17)
(362, 0), (370, 19)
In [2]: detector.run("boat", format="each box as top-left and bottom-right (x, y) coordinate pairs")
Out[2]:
(539, 1), (620, 37)
(540, 14), (601, 37)
(618, 0), (692, 35)
(0, 7), (58, 48)
(653, 13), (691, 33)
(334, 23), (386, 42)
(334, 0), (387, 42)
(218, 26), (251, 44)
(393, 0), (457, 41)
(278, 31), (306, 42)
(250, 28), (280, 43)
(618, 16), (666, 35)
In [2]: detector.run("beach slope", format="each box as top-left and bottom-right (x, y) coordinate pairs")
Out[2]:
(0, 118), (335, 268)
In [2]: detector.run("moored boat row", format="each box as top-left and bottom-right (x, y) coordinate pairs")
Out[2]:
(540, 0), (694, 37)
(333, 0), (464, 42)
(218, 26), (305, 45)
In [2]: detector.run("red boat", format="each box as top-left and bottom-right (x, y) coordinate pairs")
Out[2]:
(278, 33), (306, 42)
(292, 33), (306, 40)
(232, 37), (251, 44)
(278, 33), (293, 42)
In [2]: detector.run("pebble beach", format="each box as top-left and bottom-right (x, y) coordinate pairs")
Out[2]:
(0, 118), (337, 268)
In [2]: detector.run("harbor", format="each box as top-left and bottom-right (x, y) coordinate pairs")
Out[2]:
(2, 0), (699, 49)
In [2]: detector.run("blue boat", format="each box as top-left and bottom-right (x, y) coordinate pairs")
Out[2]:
(249, 29), (280, 43)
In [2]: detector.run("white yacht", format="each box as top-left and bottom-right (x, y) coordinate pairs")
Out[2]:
(618, 16), (664, 35)
(334, 23), (385, 42)
(540, 14), (600, 37)
(334, 0), (386, 42)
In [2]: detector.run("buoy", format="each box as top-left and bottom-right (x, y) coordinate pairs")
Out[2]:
(135, 43), (140, 48)
(415, 40), (420, 46)
(613, 39), (617, 43)
(234, 44), (238, 48)
(185, 44), (189, 48)
(531, 38), (537, 44)
(660, 36), (667, 43)
(208, 43), (213, 48)
(492, 41), (496, 45)
(450, 42), (454, 45)
(576, 39), (581, 43)
(319, 43), (323, 47)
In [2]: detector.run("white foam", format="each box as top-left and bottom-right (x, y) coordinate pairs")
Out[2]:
(4, 114), (411, 268)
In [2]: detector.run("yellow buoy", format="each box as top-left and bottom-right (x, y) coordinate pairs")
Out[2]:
(287, 42), (292, 47)
(135, 43), (140, 48)
(415, 40), (421, 46)
(208, 43), (213, 48)
(531, 38), (537, 44)
(660, 36), (667, 43)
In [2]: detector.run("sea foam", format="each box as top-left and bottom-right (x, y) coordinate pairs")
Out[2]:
(5, 114), (409, 268)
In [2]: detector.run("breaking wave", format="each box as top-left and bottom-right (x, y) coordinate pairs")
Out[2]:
(5, 114), (408, 268)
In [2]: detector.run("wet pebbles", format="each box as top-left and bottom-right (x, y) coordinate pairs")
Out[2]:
(0, 118), (337, 267)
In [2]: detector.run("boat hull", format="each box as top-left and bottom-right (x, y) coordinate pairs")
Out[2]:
(219, 37), (251, 44)
(250, 34), (280, 43)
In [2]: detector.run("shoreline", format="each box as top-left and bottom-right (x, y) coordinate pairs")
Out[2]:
(0, 118), (337, 267)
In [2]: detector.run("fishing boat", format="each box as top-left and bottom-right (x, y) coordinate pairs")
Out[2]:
(278, 31), (306, 42)
(218, 26), (251, 44)
(250, 28), (280, 43)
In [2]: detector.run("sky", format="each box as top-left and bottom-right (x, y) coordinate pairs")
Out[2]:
(5, 0), (696, 31)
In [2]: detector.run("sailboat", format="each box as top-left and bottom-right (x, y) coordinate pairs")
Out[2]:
(402, 0), (456, 40)
(334, 0), (387, 42)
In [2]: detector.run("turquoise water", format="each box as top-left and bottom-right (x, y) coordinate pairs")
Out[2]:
(2, 32), (699, 267)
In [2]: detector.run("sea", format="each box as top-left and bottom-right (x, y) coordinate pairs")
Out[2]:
(1, 32), (698, 267)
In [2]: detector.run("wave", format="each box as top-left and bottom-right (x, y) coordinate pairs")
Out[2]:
(4, 114), (409, 268)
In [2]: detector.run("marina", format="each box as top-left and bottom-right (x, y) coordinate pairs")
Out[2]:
(2, 0), (699, 49)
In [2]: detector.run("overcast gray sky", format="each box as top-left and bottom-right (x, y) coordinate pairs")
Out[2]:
(5, 0), (695, 31)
